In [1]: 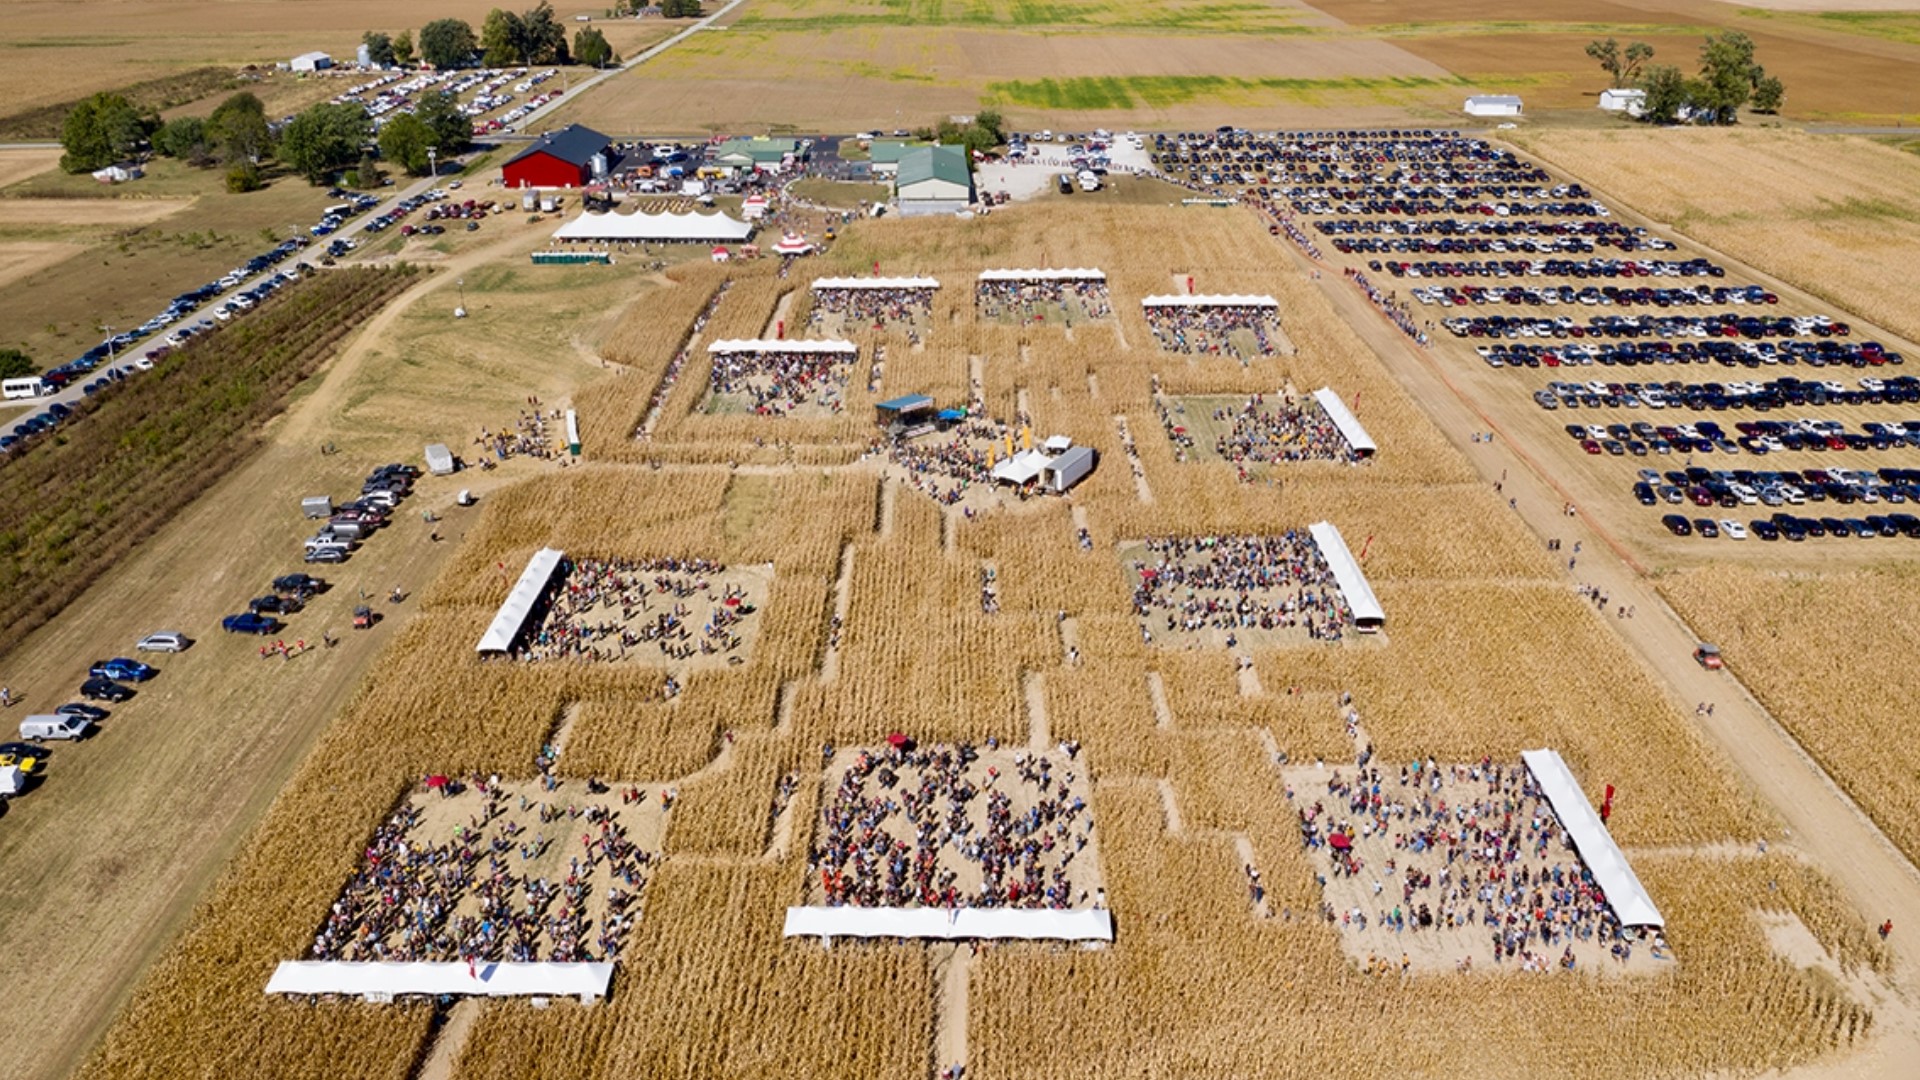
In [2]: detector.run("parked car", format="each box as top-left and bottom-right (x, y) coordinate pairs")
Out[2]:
(222, 612), (282, 635)
(80, 676), (134, 702)
(89, 658), (157, 682)
(249, 594), (303, 615)
(273, 574), (327, 595)
(55, 702), (109, 721)
(136, 631), (191, 652)
(1694, 643), (1724, 670)
(1661, 514), (1693, 536)
(19, 714), (92, 741)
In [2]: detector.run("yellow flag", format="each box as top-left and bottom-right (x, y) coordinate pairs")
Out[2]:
(1022, 426), (1032, 451)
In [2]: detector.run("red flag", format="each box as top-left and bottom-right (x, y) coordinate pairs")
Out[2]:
(467, 956), (477, 979)
(1359, 534), (1374, 560)
(873, 260), (880, 275)
(777, 319), (785, 340)
(1186, 275), (1194, 294)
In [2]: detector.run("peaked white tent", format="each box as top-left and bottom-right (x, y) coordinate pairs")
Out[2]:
(707, 339), (857, 355)
(977, 268), (1106, 282)
(266, 961), (614, 1000)
(1141, 294), (1278, 309)
(812, 276), (939, 290)
(477, 548), (566, 654)
(1521, 749), (1664, 928)
(783, 907), (1112, 943)
(1311, 387), (1377, 457)
(552, 209), (752, 243)
(1308, 522), (1383, 631)
(990, 448), (1051, 486)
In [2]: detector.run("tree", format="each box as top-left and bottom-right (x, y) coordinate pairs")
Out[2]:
(574, 26), (617, 67)
(522, 2), (570, 63)
(481, 9), (524, 66)
(278, 102), (372, 184)
(208, 92), (271, 164)
(419, 18), (478, 69)
(973, 108), (1006, 145)
(59, 92), (155, 174)
(1696, 30), (1757, 124)
(362, 31), (396, 68)
(153, 117), (215, 165)
(394, 29), (416, 66)
(1636, 64), (1691, 125)
(1586, 38), (1621, 86)
(414, 90), (471, 156)
(0, 349), (35, 380)
(1752, 73), (1785, 114)
(662, 0), (703, 17)
(353, 151), (385, 190)
(378, 112), (437, 175)
(1621, 41), (1654, 86)
(225, 161), (264, 193)
(1586, 37), (1653, 89)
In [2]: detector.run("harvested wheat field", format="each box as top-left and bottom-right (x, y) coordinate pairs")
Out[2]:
(0, 197), (192, 228)
(69, 198), (1917, 1080)
(0, 241), (84, 291)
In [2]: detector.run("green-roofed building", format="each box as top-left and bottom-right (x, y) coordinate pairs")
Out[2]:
(713, 137), (806, 172)
(867, 140), (918, 175)
(894, 144), (973, 217)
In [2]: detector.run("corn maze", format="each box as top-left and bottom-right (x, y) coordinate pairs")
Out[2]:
(81, 203), (1893, 1080)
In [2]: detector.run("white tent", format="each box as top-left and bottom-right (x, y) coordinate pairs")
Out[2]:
(708, 339), (856, 355)
(1311, 387), (1377, 457)
(977, 268), (1106, 282)
(1521, 749), (1664, 928)
(783, 907), (1112, 943)
(266, 961), (613, 1000)
(424, 442), (455, 476)
(990, 448), (1051, 485)
(551, 209), (752, 243)
(1042, 435), (1073, 452)
(1308, 521), (1384, 631)
(812, 277), (939, 290)
(1141, 294), (1278, 308)
(477, 548), (566, 654)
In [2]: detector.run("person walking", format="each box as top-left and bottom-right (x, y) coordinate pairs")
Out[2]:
(0, 685), (12, 708)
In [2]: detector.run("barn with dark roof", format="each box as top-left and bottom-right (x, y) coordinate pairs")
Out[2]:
(502, 125), (613, 190)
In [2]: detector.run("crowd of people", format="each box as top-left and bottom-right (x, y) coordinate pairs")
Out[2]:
(807, 284), (935, 331)
(708, 345), (851, 415)
(1157, 392), (1361, 472)
(520, 557), (756, 664)
(876, 420), (1003, 506)
(1130, 533), (1352, 642)
(1144, 304), (1280, 358)
(308, 777), (655, 964)
(808, 741), (1099, 910)
(1294, 757), (1666, 971)
(476, 407), (558, 463)
(975, 279), (1113, 323)
(1346, 268), (1426, 345)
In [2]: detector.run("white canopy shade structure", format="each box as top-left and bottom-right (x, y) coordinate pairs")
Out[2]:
(990, 448), (1051, 486)
(783, 907), (1112, 943)
(977, 268), (1107, 282)
(812, 276), (940, 290)
(1141, 294), (1278, 308)
(477, 547), (566, 654)
(1521, 749), (1665, 928)
(1042, 435), (1073, 452)
(1311, 387), (1377, 458)
(551, 209), (752, 243)
(773, 232), (812, 256)
(1308, 522), (1384, 631)
(266, 961), (614, 1001)
(707, 339), (857, 355)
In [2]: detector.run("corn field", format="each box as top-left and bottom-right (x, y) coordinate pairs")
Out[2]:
(78, 203), (1890, 1080)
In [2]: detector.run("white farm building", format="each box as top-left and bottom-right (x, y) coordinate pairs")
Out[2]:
(291, 51), (334, 72)
(895, 145), (974, 217)
(1463, 94), (1523, 118)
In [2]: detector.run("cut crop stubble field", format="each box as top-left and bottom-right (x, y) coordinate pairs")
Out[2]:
(77, 202), (1894, 1080)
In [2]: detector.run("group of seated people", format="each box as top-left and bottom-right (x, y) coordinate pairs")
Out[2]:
(1145, 305), (1280, 357)
(975, 279), (1112, 322)
(1131, 533), (1351, 642)
(709, 346), (851, 415)
(521, 557), (755, 664)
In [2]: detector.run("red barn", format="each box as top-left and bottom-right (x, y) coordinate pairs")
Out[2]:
(502, 124), (612, 190)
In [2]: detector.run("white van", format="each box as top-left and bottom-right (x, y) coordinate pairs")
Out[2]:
(3, 377), (50, 401)
(20, 714), (91, 741)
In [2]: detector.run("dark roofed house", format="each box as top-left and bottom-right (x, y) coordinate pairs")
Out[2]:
(503, 124), (613, 190)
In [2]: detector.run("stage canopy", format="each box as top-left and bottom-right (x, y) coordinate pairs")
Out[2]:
(477, 547), (565, 654)
(977, 268), (1106, 282)
(783, 907), (1113, 942)
(707, 339), (857, 354)
(266, 961), (614, 1000)
(812, 276), (940, 290)
(1311, 387), (1377, 457)
(551, 209), (752, 243)
(1140, 294), (1278, 308)
(1308, 522), (1384, 631)
(877, 394), (935, 414)
(1522, 749), (1665, 928)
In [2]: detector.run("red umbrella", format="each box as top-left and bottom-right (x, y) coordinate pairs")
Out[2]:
(1328, 833), (1352, 851)
(886, 732), (909, 748)
(425, 774), (450, 789)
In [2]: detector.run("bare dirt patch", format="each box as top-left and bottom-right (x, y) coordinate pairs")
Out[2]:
(0, 147), (60, 189)
(0, 197), (192, 227)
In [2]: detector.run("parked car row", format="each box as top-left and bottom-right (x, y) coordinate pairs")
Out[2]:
(1491, 334), (1886, 371)
(360, 189), (449, 235)
(1661, 510), (1920, 542)
(1533, 374), (1920, 412)
(1373, 256), (1725, 281)
(1417, 284), (1783, 310)
(300, 462), (417, 566)
(1435, 312), (1883, 344)
(1632, 464), (1920, 509)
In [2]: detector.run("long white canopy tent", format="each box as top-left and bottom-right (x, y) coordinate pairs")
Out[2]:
(812, 276), (940, 290)
(551, 209), (753, 243)
(266, 961), (614, 1001)
(977, 268), (1107, 282)
(707, 339), (858, 355)
(1521, 749), (1665, 928)
(1141, 294), (1278, 308)
(1307, 522), (1384, 631)
(783, 907), (1113, 943)
(1311, 387), (1378, 457)
(477, 547), (566, 654)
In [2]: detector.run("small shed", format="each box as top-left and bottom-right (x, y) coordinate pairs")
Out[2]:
(1599, 88), (1646, 116)
(1464, 95), (1523, 118)
(292, 51), (334, 72)
(425, 443), (456, 476)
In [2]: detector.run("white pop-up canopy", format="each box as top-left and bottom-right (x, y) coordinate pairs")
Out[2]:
(1308, 522), (1383, 631)
(783, 907), (1112, 942)
(812, 276), (940, 290)
(977, 268), (1107, 282)
(1311, 387), (1377, 457)
(266, 961), (614, 1000)
(990, 448), (1051, 485)
(1521, 749), (1664, 928)
(707, 339), (857, 355)
(1141, 294), (1278, 308)
(477, 547), (565, 654)
(552, 209), (753, 243)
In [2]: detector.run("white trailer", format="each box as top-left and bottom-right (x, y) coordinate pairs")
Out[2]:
(1043, 446), (1096, 493)
(425, 443), (456, 476)
(302, 496), (334, 519)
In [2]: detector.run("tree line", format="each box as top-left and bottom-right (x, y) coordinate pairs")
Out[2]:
(361, 2), (625, 71)
(1587, 31), (1785, 124)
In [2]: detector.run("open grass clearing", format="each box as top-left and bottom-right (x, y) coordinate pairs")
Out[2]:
(0, 198), (193, 228)
(0, 240), (85, 291)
